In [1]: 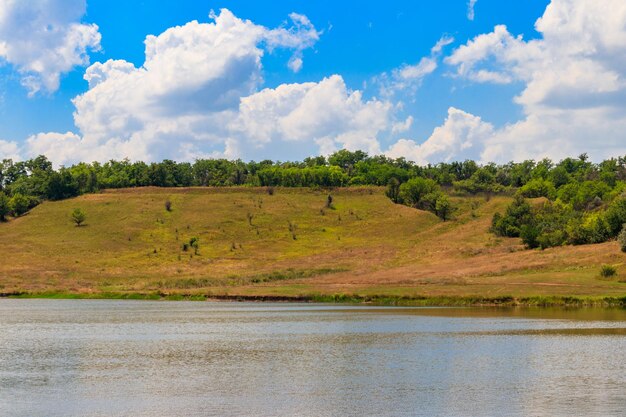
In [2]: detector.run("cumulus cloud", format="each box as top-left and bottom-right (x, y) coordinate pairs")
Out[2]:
(386, 107), (494, 164)
(0, 0), (101, 95)
(234, 75), (394, 155)
(21, 9), (402, 165)
(0, 139), (21, 160)
(441, 0), (626, 162)
(377, 36), (454, 98)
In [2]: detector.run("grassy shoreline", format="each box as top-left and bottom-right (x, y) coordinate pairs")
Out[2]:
(3, 290), (626, 308)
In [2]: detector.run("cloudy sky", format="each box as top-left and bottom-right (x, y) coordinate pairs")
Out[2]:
(0, 0), (625, 165)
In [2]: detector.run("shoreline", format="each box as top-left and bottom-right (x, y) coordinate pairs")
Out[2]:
(2, 291), (626, 308)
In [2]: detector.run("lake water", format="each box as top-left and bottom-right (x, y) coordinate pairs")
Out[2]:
(1, 300), (625, 417)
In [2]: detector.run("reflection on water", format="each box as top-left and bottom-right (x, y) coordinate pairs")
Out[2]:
(0, 300), (625, 417)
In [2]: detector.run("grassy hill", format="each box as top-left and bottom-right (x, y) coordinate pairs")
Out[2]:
(1, 187), (625, 305)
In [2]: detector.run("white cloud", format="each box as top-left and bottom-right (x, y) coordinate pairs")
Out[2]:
(24, 9), (402, 165)
(0, 139), (21, 160)
(265, 12), (319, 74)
(377, 36), (454, 98)
(0, 0), (101, 95)
(441, 0), (626, 162)
(467, 0), (478, 21)
(232, 74), (394, 155)
(386, 107), (494, 164)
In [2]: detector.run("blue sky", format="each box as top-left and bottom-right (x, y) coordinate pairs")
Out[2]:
(1, 0), (624, 164)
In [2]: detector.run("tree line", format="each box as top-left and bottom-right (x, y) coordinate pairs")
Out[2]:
(1, 151), (626, 251)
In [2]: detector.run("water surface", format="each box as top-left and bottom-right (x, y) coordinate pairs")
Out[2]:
(1, 300), (625, 417)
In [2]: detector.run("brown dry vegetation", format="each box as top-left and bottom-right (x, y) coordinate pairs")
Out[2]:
(0, 187), (625, 301)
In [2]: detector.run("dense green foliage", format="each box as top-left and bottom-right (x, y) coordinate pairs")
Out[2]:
(618, 225), (626, 253)
(491, 155), (626, 249)
(2, 151), (626, 248)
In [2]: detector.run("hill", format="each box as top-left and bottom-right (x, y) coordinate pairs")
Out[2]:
(1, 187), (625, 305)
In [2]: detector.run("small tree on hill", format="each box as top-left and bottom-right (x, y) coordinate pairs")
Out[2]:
(385, 178), (401, 204)
(71, 208), (86, 227)
(0, 192), (9, 221)
(9, 193), (30, 217)
(435, 194), (454, 221)
(618, 224), (626, 253)
(326, 194), (334, 209)
(189, 237), (199, 255)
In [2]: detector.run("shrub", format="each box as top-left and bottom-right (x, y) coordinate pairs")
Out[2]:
(288, 221), (297, 240)
(189, 237), (199, 255)
(434, 194), (455, 221)
(604, 197), (626, 237)
(520, 224), (541, 249)
(600, 264), (617, 278)
(618, 225), (626, 253)
(399, 177), (439, 208)
(9, 193), (30, 216)
(385, 178), (401, 204)
(165, 200), (172, 212)
(326, 194), (334, 209)
(491, 195), (534, 237)
(71, 208), (86, 227)
(519, 178), (557, 199)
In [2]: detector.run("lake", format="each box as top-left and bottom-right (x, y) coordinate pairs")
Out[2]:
(1, 300), (625, 417)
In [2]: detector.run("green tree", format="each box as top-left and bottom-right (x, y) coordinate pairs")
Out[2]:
(385, 178), (401, 204)
(491, 195), (534, 237)
(0, 192), (9, 221)
(434, 194), (454, 221)
(9, 193), (30, 217)
(189, 237), (199, 255)
(71, 208), (86, 227)
(399, 177), (439, 208)
(618, 225), (626, 253)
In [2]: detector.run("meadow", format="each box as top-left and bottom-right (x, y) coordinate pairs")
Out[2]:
(1, 186), (625, 305)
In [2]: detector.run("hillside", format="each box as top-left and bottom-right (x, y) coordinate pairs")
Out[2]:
(1, 187), (625, 304)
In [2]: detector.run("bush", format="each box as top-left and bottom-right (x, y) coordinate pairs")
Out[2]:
(10, 193), (30, 217)
(385, 178), (401, 204)
(434, 194), (455, 221)
(618, 225), (626, 253)
(399, 177), (439, 208)
(491, 195), (534, 237)
(189, 237), (199, 255)
(519, 178), (556, 199)
(165, 200), (172, 212)
(520, 224), (540, 249)
(600, 264), (617, 278)
(604, 197), (626, 236)
(71, 208), (86, 226)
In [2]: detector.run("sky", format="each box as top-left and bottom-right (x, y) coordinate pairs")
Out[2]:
(0, 0), (625, 165)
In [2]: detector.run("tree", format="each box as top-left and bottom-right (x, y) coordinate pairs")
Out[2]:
(71, 208), (86, 227)
(189, 237), (199, 255)
(399, 177), (439, 208)
(385, 178), (401, 204)
(0, 192), (9, 221)
(9, 193), (30, 217)
(618, 225), (626, 253)
(434, 194), (454, 221)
